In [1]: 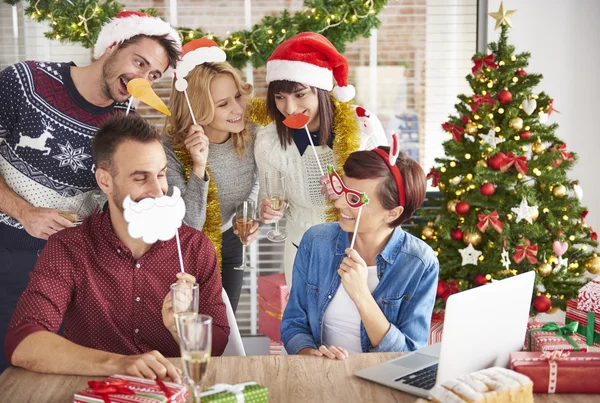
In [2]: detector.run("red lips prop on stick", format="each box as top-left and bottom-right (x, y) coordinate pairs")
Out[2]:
(283, 113), (324, 175)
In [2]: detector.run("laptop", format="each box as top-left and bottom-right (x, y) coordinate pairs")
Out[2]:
(355, 271), (535, 398)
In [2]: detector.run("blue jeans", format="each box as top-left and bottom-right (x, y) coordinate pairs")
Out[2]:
(0, 246), (40, 373)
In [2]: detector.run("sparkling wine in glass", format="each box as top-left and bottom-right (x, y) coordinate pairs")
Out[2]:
(176, 313), (212, 402)
(234, 201), (256, 271)
(170, 282), (199, 338)
(265, 172), (287, 242)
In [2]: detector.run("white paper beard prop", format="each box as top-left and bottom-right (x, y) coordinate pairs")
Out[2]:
(123, 186), (186, 244)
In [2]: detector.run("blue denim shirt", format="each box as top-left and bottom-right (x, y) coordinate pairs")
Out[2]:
(281, 222), (439, 354)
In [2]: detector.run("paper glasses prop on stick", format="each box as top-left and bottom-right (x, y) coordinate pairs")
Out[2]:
(125, 78), (171, 116)
(327, 164), (369, 249)
(174, 38), (227, 125)
(123, 186), (187, 273)
(283, 113), (325, 176)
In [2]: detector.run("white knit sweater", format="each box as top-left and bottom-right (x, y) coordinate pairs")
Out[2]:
(254, 106), (386, 284)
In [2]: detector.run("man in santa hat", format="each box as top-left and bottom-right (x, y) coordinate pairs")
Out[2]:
(0, 11), (181, 372)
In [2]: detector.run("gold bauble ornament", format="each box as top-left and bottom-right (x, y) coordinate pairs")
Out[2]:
(531, 208), (539, 222)
(447, 199), (459, 214)
(553, 184), (567, 198)
(476, 159), (488, 168)
(509, 117), (523, 131)
(422, 226), (435, 239)
(463, 230), (482, 246)
(585, 256), (600, 275)
(465, 122), (478, 135)
(537, 262), (552, 277)
(532, 141), (547, 155)
(475, 72), (486, 82)
(547, 307), (559, 314)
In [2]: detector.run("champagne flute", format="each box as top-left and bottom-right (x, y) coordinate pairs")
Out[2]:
(176, 313), (212, 402)
(234, 201), (256, 271)
(170, 282), (199, 337)
(265, 172), (287, 242)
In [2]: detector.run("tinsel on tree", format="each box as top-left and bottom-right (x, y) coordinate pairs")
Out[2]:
(413, 3), (599, 314)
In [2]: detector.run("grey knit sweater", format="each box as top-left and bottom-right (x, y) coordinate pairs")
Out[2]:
(164, 134), (259, 232)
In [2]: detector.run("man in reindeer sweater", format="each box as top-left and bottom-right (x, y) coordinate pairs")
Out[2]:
(0, 11), (181, 372)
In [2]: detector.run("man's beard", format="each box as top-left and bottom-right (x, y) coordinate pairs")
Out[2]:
(101, 52), (119, 102)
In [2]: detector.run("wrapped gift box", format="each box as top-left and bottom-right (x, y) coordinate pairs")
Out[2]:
(524, 321), (593, 352)
(510, 351), (600, 393)
(258, 273), (288, 343)
(565, 277), (600, 347)
(74, 375), (187, 403)
(200, 381), (268, 402)
(428, 312), (444, 345)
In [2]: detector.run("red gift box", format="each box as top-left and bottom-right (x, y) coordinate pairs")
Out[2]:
(428, 311), (444, 345)
(74, 375), (188, 403)
(258, 273), (289, 342)
(524, 321), (592, 352)
(510, 350), (600, 393)
(565, 277), (600, 347)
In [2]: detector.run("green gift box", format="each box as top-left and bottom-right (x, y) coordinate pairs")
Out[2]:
(199, 382), (268, 403)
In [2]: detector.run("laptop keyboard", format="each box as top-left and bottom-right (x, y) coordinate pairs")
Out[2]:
(394, 363), (438, 390)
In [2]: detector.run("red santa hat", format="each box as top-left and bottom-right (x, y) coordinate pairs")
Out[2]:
(174, 38), (227, 92)
(266, 32), (356, 102)
(93, 11), (181, 60)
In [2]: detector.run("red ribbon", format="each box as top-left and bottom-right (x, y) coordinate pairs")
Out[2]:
(88, 379), (135, 403)
(548, 98), (560, 116)
(441, 122), (464, 142)
(471, 93), (495, 113)
(513, 239), (538, 264)
(472, 54), (498, 74)
(156, 380), (174, 398)
(499, 152), (528, 174)
(551, 143), (574, 167)
(477, 210), (504, 234)
(591, 227), (598, 241)
(427, 167), (440, 187)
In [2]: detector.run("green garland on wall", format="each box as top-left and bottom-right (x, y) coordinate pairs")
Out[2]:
(3, 0), (387, 69)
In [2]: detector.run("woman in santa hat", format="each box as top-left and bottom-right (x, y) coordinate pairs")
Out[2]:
(163, 39), (259, 313)
(255, 32), (387, 286)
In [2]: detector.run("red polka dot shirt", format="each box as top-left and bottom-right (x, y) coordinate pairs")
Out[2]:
(5, 209), (230, 364)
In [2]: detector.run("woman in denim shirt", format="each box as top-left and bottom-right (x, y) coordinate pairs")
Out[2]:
(281, 148), (439, 359)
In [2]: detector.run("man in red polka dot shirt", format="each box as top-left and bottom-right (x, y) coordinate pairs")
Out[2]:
(5, 114), (230, 380)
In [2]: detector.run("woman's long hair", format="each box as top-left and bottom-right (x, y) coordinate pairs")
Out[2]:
(164, 62), (253, 157)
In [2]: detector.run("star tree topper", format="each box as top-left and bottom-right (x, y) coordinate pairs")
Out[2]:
(511, 198), (539, 224)
(459, 243), (483, 266)
(489, 1), (517, 30)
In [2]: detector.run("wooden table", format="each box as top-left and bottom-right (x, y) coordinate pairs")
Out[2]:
(0, 353), (597, 402)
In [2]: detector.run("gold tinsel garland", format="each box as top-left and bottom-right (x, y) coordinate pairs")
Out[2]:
(174, 149), (223, 268)
(245, 97), (360, 223)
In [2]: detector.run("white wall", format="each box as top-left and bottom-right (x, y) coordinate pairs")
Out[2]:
(487, 0), (600, 242)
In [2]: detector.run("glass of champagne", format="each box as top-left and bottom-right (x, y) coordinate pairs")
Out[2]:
(176, 313), (212, 402)
(170, 282), (199, 337)
(264, 172), (287, 242)
(234, 201), (256, 271)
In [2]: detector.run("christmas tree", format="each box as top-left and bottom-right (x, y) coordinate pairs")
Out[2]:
(414, 2), (599, 314)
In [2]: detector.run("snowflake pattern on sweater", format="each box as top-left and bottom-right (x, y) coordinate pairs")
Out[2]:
(0, 61), (129, 231)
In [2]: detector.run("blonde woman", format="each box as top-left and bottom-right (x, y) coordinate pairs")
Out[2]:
(164, 40), (259, 312)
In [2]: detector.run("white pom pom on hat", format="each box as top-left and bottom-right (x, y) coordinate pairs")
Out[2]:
(265, 32), (356, 102)
(174, 38), (227, 92)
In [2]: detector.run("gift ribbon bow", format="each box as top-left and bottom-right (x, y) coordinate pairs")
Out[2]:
(477, 210), (503, 234)
(472, 53), (498, 74)
(513, 239), (538, 264)
(540, 350), (571, 394)
(551, 143), (574, 167)
(499, 152), (528, 174)
(548, 98), (560, 116)
(471, 93), (495, 113)
(200, 381), (257, 403)
(427, 167), (440, 187)
(441, 122), (464, 142)
(528, 322), (580, 352)
(88, 379), (135, 403)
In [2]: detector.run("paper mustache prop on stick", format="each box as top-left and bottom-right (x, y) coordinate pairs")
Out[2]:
(123, 187), (187, 272)
(125, 78), (171, 116)
(327, 164), (369, 249)
(283, 113), (325, 176)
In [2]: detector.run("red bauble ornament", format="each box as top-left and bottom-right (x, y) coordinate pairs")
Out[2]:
(474, 274), (488, 286)
(436, 281), (447, 298)
(488, 152), (506, 171)
(519, 131), (532, 139)
(480, 182), (496, 196)
(451, 228), (464, 241)
(498, 89), (513, 104)
(456, 201), (470, 215)
(515, 69), (528, 77)
(533, 295), (552, 313)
